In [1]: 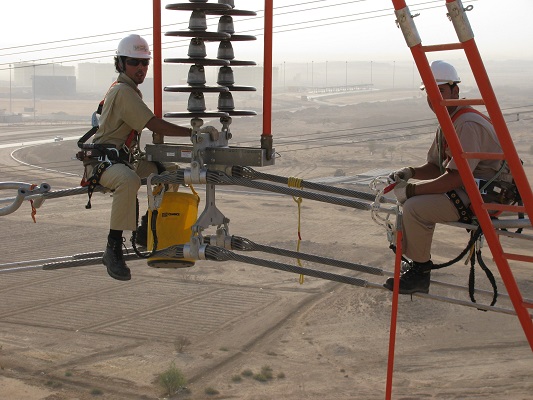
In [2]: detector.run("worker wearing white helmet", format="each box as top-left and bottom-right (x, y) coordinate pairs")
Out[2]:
(383, 60), (513, 295)
(85, 34), (192, 281)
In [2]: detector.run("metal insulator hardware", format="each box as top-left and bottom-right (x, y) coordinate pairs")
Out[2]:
(395, 7), (421, 48)
(187, 38), (206, 58)
(218, 15), (234, 34)
(446, 0), (475, 42)
(189, 10), (207, 30)
(187, 64), (206, 86)
(218, 92), (235, 111)
(219, 0), (234, 8)
(187, 92), (206, 112)
(217, 66), (235, 86)
(217, 40), (234, 60)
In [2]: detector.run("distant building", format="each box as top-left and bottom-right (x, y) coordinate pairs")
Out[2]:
(33, 75), (76, 97)
(0, 109), (23, 123)
(77, 62), (116, 94)
(13, 62), (75, 87)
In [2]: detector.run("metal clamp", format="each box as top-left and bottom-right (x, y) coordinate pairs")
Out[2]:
(446, 0), (475, 42)
(395, 7), (421, 48)
(0, 182), (51, 216)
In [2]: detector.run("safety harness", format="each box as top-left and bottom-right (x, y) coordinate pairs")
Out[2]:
(441, 108), (520, 223)
(391, 108), (521, 307)
(75, 81), (140, 209)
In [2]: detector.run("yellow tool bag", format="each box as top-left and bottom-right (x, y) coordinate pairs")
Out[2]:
(147, 185), (199, 268)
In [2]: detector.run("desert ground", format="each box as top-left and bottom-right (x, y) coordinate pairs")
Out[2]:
(1, 85), (532, 400)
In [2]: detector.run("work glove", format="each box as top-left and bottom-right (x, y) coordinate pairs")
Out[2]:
(388, 166), (415, 183)
(393, 180), (416, 204)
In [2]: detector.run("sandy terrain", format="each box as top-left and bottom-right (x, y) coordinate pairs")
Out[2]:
(0, 87), (532, 400)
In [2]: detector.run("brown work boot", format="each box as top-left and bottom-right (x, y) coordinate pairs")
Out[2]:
(103, 237), (131, 281)
(383, 260), (432, 294)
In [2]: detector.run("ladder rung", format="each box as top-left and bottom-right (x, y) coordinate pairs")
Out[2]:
(523, 301), (533, 310)
(441, 99), (485, 106)
(420, 43), (464, 52)
(503, 252), (533, 263)
(481, 203), (526, 213)
(462, 152), (506, 160)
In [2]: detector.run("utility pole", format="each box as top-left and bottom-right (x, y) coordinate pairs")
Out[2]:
(311, 60), (314, 91)
(9, 64), (12, 114)
(325, 60), (328, 88)
(393, 60), (396, 89)
(345, 61), (348, 89)
(33, 64), (36, 122)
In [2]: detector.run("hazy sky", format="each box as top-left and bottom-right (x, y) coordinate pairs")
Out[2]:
(1, 0), (532, 74)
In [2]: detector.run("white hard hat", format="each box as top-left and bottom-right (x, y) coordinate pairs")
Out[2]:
(116, 34), (151, 59)
(420, 60), (460, 90)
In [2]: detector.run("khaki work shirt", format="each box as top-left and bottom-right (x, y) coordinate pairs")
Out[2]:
(93, 73), (154, 149)
(426, 106), (507, 204)
(427, 107), (503, 181)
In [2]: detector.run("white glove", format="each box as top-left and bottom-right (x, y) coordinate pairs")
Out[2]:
(388, 166), (415, 183)
(393, 181), (416, 204)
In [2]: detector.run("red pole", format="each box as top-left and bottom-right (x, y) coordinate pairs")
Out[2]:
(261, 0), (273, 158)
(153, 0), (163, 119)
(386, 6), (408, 398)
(385, 229), (403, 400)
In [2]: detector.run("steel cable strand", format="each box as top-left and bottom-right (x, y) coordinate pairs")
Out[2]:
(44, 172), (186, 198)
(232, 166), (395, 204)
(211, 172), (376, 211)
(149, 170), (186, 185)
(230, 235), (383, 276)
(205, 242), (527, 316)
(204, 245), (370, 288)
(151, 244), (185, 260)
(36, 252), (140, 271)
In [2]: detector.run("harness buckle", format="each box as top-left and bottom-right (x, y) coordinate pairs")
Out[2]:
(474, 178), (488, 195)
(97, 148), (120, 164)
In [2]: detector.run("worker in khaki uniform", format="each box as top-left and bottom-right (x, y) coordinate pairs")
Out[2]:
(88, 34), (191, 281)
(383, 60), (512, 294)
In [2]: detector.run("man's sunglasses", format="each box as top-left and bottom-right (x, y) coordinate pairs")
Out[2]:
(126, 58), (150, 67)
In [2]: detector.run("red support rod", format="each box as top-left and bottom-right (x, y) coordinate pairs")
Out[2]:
(459, 39), (533, 351)
(262, 0), (273, 137)
(461, 39), (533, 224)
(385, 229), (403, 400)
(153, 0), (163, 119)
(414, 40), (533, 351)
(391, 0), (408, 9)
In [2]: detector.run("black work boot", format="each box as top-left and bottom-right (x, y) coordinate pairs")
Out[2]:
(103, 237), (131, 281)
(383, 260), (432, 294)
(135, 213), (148, 247)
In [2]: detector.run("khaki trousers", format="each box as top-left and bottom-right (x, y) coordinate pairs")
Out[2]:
(94, 160), (159, 231)
(401, 194), (460, 263)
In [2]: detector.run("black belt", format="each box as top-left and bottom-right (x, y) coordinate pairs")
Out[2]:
(446, 190), (473, 224)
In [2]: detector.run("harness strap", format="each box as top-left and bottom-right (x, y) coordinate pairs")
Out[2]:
(445, 190), (473, 224)
(469, 246), (498, 309)
(451, 107), (491, 124)
(124, 129), (139, 150)
(85, 161), (111, 209)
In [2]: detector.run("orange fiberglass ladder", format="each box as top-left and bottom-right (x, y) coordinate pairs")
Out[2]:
(386, 0), (533, 398)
